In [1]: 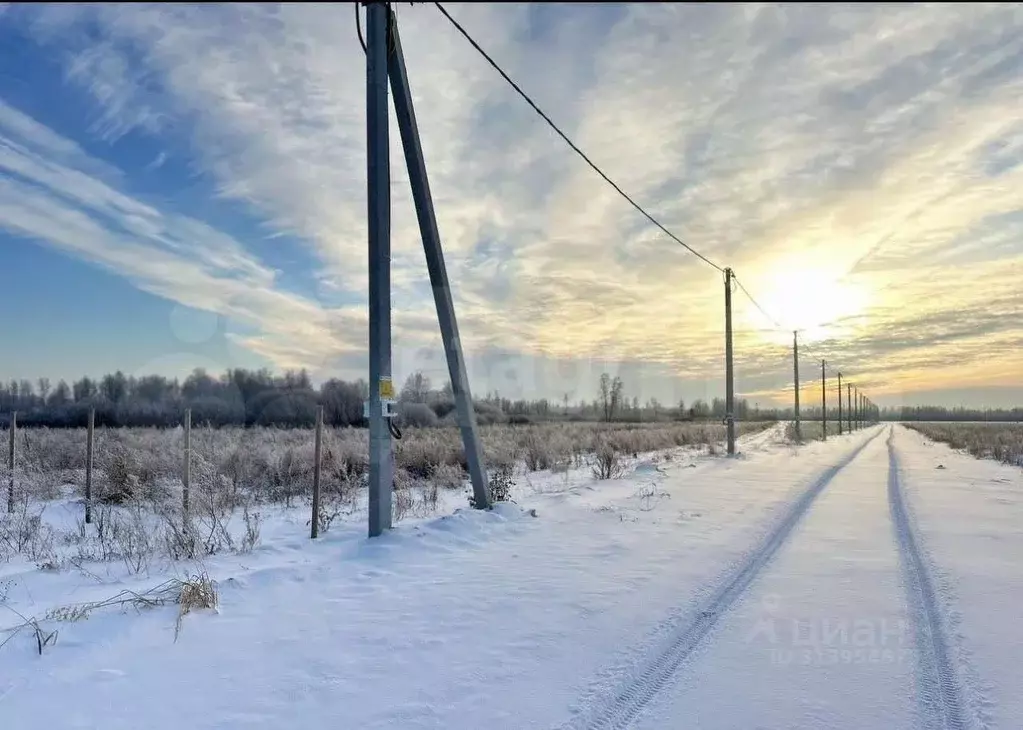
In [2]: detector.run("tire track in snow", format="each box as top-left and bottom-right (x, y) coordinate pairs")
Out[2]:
(886, 428), (969, 730)
(562, 428), (885, 730)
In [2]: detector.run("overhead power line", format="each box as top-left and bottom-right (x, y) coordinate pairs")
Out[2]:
(731, 275), (783, 331)
(433, 2), (724, 273)
(432, 1), (870, 397)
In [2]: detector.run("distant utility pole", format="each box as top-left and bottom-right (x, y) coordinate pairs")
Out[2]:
(837, 372), (843, 435)
(820, 359), (827, 441)
(792, 331), (801, 442)
(724, 268), (736, 456)
(365, 3), (490, 537)
(847, 383), (853, 433)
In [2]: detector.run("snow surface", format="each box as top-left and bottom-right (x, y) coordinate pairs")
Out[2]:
(2, 424), (1021, 729)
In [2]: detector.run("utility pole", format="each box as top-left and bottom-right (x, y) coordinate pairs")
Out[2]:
(847, 383), (853, 433)
(366, 1), (394, 537)
(837, 372), (843, 435)
(820, 359), (827, 440)
(724, 268), (735, 456)
(364, 4), (491, 538)
(792, 331), (801, 442)
(388, 10), (490, 511)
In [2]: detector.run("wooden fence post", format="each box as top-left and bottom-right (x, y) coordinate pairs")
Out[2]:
(7, 411), (15, 514)
(311, 405), (324, 538)
(183, 408), (191, 519)
(86, 408), (95, 523)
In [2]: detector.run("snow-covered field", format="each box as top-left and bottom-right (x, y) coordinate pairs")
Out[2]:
(2, 423), (1021, 729)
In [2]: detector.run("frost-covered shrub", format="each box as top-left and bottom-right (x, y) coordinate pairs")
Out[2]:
(522, 432), (553, 472)
(489, 467), (514, 503)
(99, 443), (159, 504)
(468, 466), (514, 508)
(430, 462), (466, 490)
(399, 402), (438, 428)
(592, 439), (624, 480)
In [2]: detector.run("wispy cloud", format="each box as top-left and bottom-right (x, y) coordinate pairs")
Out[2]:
(0, 99), (367, 375)
(2, 3), (1022, 404)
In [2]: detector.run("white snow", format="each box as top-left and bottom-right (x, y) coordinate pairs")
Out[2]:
(2, 423), (1021, 729)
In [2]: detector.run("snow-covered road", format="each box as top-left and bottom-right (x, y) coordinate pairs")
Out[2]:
(2, 424), (1020, 729)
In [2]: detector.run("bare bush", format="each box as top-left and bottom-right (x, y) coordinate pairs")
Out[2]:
(523, 433), (553, 471)
(312, 475), (358, 535)
(430, 462), (466, 490)
(159, 459), (241, 560)
(98, 442), (164, 504)
(256, 443), (313, 507)
(240, 506), (262, 553)
(392, 480), (415, 523)
(399, 402), (438, 428)
(592, 440), (625, 480)
(488, 466), (514, 503)
(0, 493), (56, 564)
(785, 420), (832, 444)
(68, 501), (154, 575)
(468, 466), (513, 509)
(391, 468), (438, 522)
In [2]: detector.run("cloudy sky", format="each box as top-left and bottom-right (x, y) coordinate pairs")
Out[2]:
(0, 3), (1021, 409)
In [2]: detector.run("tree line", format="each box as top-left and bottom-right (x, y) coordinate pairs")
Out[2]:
(880, 405), (1023, 422)
(0, 369), (362, 429)
(0, 368), (760, 429)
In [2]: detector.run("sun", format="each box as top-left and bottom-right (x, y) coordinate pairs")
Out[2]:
(744, 260), (871, 343)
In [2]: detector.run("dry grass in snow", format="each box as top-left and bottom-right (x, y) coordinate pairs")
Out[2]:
(903, 422), (1023, 467)
(0, 420), (771, 572)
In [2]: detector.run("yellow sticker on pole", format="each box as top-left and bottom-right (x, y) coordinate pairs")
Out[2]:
(379, 377), (394, 399)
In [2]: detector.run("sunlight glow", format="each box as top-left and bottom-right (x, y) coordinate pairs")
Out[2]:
(747, 260), (872, 343)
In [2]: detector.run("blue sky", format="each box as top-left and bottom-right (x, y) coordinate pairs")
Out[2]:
(0, 3), (1021, 408)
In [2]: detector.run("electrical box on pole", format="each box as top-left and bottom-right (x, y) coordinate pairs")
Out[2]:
(364, 4), (491, 538)
(724, 268), (735, 456)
